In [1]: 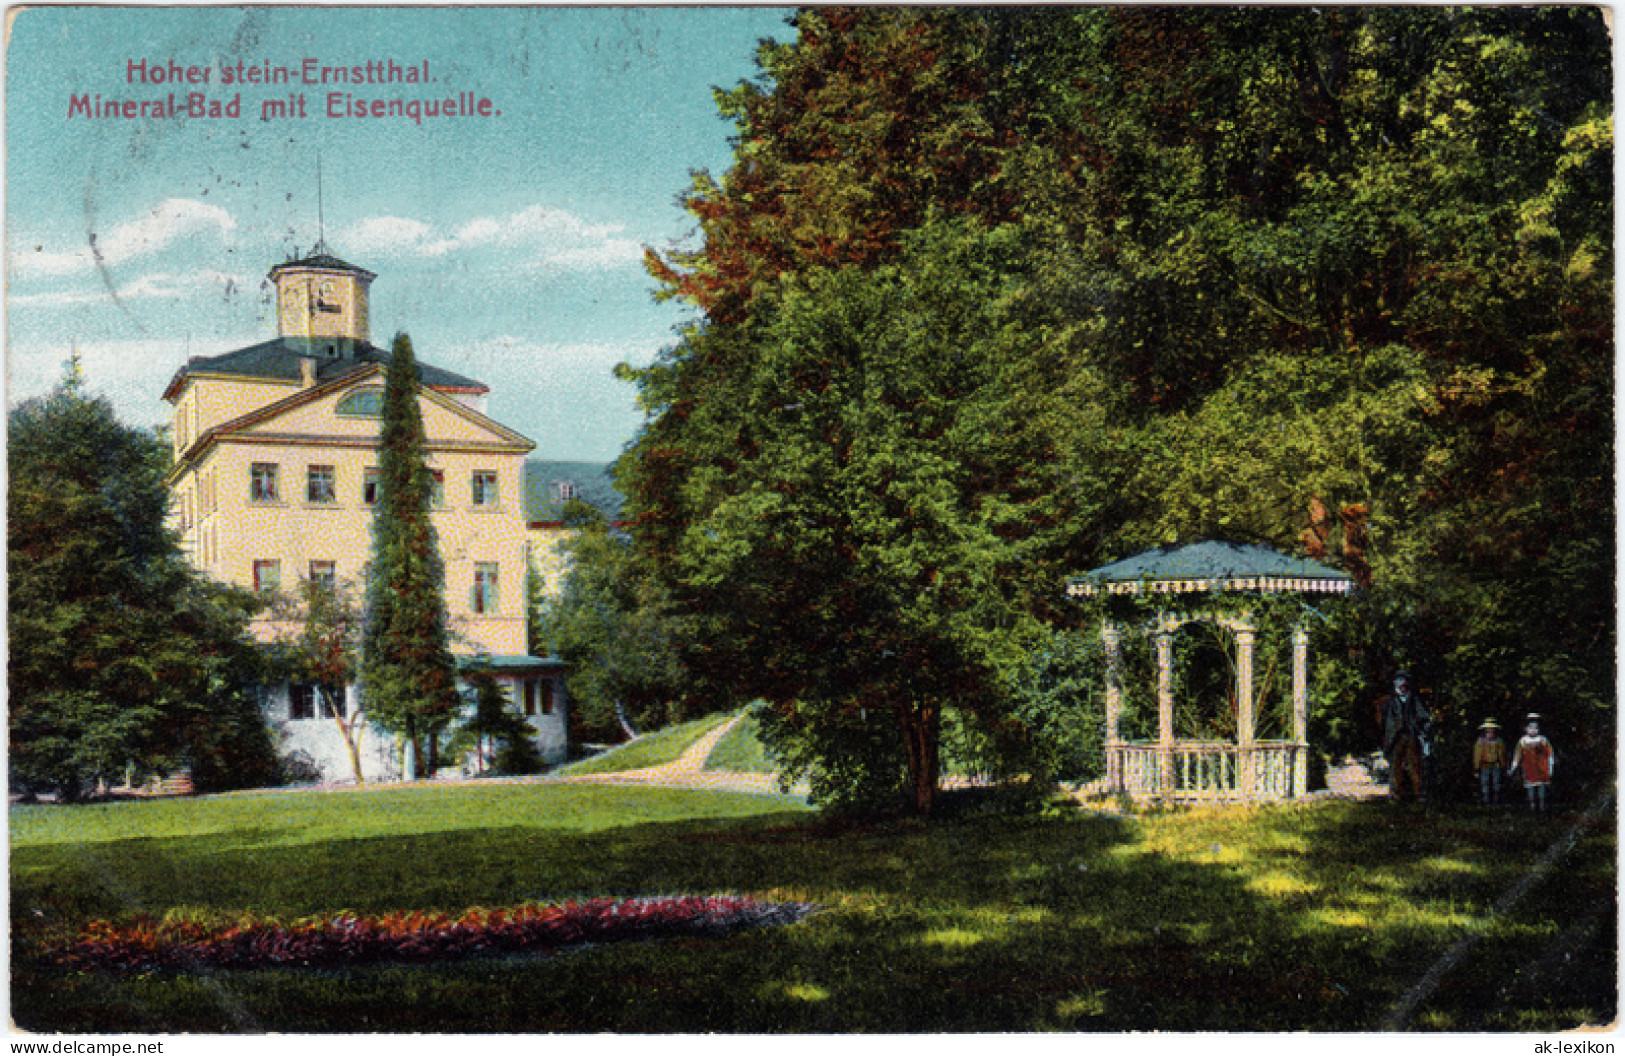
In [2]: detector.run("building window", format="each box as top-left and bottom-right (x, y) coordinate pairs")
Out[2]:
(363, 467), (379, 506)
(522, 679), (554, 717)
(253, 559), (281, 594)
(335, 386), (385, 417)
(309, 560), (337, 592)
(289, 683), (315, 721)
(307, 465), (336, 504)
(250, 463), (279, 502)
(472, 471), (499, 508)
(289, 683), (345, 721)
(472, 563), (499, 614)
(430, 469), (445, 509)
(555, 481), (577, 502)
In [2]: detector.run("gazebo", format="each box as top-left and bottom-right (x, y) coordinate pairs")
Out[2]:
(1068, 541), (1353, 804)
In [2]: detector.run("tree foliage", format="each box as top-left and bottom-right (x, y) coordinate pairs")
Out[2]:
(268, 577), (367, 784)
(1016, 7), (1614, 774)
(622, 7), (1613, 811)
(360, 334), (462, 778)
(536, 502), (688, 743)
(8, 363), (277, 799)
(630, 220), (1082, 814)
(646, 8), (1016, 326)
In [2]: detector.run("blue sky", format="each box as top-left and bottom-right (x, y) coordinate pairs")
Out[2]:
(6, 6), (793, 460)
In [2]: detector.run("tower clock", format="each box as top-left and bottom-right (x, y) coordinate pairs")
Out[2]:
(268, 251), (376, 353)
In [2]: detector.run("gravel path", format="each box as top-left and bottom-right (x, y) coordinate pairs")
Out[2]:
(553, 714), (804, 796)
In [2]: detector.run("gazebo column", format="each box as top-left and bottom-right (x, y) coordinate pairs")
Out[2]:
(1292, 625), (1310, 797)
(1102, 624), (1123, 792)
(1156, 630), (1175, 795)
(1235, 625), (1256, 800)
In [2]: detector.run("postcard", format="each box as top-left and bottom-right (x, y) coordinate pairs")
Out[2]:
(8, 5), (1615, 1044)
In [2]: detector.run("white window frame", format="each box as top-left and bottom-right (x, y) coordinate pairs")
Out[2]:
(472, 470), (499, 508)
(250, 462), (279, 503)
(306, 464), (336, 504)
(472, 562), (499, 614)
(253, 559), (281, 594)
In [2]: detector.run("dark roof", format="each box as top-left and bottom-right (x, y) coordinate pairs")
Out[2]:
(524, 460), (623, 523)
(1068, 541), (1353, 597)
(163, 338), (486, 400)
(269, 251), (376, 279)
(456, 653), (565, 672)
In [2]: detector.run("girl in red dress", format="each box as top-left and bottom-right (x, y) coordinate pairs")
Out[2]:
(1508, 714), (1555, 812)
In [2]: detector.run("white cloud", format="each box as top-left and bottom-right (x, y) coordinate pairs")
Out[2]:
(113, 274), (186, 300)
(96, 200), (236, 267)
(467, 205), (622, 248)
(7, 268), (245, 309)
(344, 215), (435, 254)
(9, 245), (89, 279)
(464, 334), (662, 373)
(10, 199), (236, 279)
(338, 205), (646, 272)
(7, 334), (251, 431)
(546, 239), (646, 272)
(7, 288), (104, 309)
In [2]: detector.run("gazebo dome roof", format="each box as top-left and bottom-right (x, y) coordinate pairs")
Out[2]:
(1068, 541), (1353, 598)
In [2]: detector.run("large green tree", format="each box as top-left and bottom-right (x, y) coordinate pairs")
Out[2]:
(631, 220), (1081, 814)
(623, 6), (1613, 808)
(360, 334), (462, 778)
(8, 362), (277, 800)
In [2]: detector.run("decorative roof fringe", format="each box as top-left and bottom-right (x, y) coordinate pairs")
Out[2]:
(1068, 576), (1354, 598)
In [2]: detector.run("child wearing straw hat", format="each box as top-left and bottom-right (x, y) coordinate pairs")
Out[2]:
(1472, 719), (1507, 805)
(1508, 714), (1555, 812)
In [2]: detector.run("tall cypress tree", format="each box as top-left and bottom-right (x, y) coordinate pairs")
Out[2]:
(361, 333), (461, 778)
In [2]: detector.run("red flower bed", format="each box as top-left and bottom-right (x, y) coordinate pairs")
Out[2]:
(54, 896), (819, 972)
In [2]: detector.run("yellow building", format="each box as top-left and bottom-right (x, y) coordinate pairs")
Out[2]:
(164, 249), (569, 780)
(523, 459), (625, 596)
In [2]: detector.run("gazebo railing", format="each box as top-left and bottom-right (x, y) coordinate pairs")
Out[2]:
(1111, 740), (1306, 803)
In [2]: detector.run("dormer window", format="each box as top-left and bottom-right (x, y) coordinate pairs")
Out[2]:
(336, 386), (385, 417)
(555, 481), (577, 502)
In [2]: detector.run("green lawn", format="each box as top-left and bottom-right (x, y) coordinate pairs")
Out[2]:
(555, 712), (733, 776)
(11, 781), (1616, 1032)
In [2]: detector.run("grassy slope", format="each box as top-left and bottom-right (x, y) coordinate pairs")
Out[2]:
(704, 712), (777, 774)
(701, 713), (984, 779)
(555, 712), (733, 776)
(11, 785), (1615, 1033)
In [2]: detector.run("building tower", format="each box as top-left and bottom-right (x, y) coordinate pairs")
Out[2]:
(268, 248), (375, 358)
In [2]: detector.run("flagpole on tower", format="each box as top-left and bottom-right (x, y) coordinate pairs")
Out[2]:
(316, 154), (326, 254)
